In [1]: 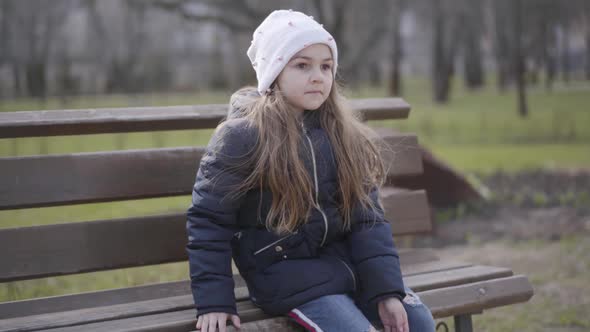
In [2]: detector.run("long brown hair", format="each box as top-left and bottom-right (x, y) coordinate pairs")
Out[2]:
(219, 82), (387, 235)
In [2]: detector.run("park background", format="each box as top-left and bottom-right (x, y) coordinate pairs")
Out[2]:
(0, 1), (589, 331)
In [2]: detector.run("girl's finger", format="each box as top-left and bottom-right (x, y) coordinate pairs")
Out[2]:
(196, 316), (202, 330)
(396, 322), (405, 332)
(219, 316), (227, 332)
(207, 315), (217, 332)
(201, 315), (209, 332)
(231, 315), (241, 329)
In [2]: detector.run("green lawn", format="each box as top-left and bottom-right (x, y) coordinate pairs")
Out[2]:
(1, 78), (589, 307)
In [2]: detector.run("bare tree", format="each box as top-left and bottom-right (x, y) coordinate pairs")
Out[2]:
(150, 0), (266, 32)
(492, 0), (512, 92)
(513, 0), (528, 117)
(85, 0), (109, 94)
(584, 1), (590, 80)
(389, 0), (406, 96)
(2, 0), (75, 99)
(460, 0), (484, 89)
(150, 0), (393, 86)
(431, 0), (461, 103)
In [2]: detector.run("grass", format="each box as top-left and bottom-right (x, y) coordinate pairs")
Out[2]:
(1, 75), (589, 325)
(430, 143), (590, 174)
(435, 235), (590, 331)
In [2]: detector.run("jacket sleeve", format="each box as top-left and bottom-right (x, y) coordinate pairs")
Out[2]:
(186, 119), (256, 318)
(347, 186), (406, 310)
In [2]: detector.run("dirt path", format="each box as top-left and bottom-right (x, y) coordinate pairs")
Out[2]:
(421, 192), (590, 331)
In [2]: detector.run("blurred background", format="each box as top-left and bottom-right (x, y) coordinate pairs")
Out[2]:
(0, 0), (589, 330)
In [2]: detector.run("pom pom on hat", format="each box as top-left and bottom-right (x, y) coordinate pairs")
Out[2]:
(247, 9), (338, 96)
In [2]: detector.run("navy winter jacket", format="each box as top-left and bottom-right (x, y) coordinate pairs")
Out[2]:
(186, 89), (406, 318)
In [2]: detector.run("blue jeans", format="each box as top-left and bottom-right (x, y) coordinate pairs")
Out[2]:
(286, 287), (435, 332)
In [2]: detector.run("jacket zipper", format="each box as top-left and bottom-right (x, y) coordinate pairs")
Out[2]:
(302, 122), (329, 247)
(335, 256), (357, 291)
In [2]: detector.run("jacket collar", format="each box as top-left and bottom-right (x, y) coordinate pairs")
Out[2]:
(302, 109), (322, 129)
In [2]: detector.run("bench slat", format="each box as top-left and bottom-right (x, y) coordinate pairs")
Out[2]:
(0, 99), (410, 138)
(0, 274), (533, 332)
(379, 132), (424, 176)
(407, 265), (513, 292)
(420, 275), (535, 318)
(0, 250), (451, 319)
(381, 188), (432, 235)
(0, 134), (421, 210)
(402, 260), (472, 277)
(0, 189), (429, 282)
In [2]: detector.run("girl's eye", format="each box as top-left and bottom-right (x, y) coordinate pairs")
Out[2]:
(296, 63), (308, 69)
(322, 64), (332, 71)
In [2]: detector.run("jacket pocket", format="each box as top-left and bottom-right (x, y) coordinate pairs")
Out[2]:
(253, 232), (296, 256)
(252, 229), (315, 271)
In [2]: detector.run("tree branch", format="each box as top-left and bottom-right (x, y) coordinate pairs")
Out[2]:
(150, 0), (252, 32)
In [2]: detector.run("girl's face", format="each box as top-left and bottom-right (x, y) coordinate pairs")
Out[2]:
(276, 43), (334, 113)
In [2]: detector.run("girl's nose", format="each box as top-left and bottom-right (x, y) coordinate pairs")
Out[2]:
(310, 67), (324, 83)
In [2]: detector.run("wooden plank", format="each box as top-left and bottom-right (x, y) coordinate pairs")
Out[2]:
(0, 134), (422, 210)
(401, 260), (472, 277)
(0, 214), (187, 282)
(406, 265), (513, 292)
(0, 277), (248, 320)
(421, 275), (534, 318)
(350, 98), (411, 121)
(0, 295), (261, 332)
(0, 264), (515, 331)
(0, 105), (227, 139)
(0, 147), (201, 210)
(0, 280), (189, 320)
(375, 129), (423, 176)
(0, 252), (451, 319)
(0, 99), (410, 138)
(7, 275), (532, 332)
(381, 188), (432, 236)
(0, 190), (429, 282)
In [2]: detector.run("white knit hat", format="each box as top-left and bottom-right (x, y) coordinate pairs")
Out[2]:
(247, 9), (338, 96)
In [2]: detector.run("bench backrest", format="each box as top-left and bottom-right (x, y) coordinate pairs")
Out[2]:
(0, 98), (431, 283)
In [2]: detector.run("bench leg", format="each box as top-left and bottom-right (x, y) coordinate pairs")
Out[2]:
(453, 314), (473, 332)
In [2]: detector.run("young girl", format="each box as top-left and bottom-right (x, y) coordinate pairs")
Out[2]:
(187, 9), (436, 332)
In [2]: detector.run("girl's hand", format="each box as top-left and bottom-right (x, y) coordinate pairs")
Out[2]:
(378, 297), (409, 332)
(196, 312), (241, 332)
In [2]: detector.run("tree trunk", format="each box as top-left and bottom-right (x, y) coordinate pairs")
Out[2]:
(513, 0), (528, 117)
(586, 2), (590, 81)
(463, 0), (484, 89)
(389, 0), (405, 96)
(86, 0), (108, 94)
(493, 0), (511, 92)
(432, 0), (452, 103)
(463, 29), (484, 89)
(542, 20), (556, 91)
(560, 22), (570, 84)
(25, 61), (47, 99)
(586, 25), (590, 80)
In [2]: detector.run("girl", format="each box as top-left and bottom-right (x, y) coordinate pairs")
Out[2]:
(187, 9), (436, 332)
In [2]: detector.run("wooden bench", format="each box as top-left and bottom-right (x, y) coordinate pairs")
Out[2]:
(0, 98), (533, 332)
